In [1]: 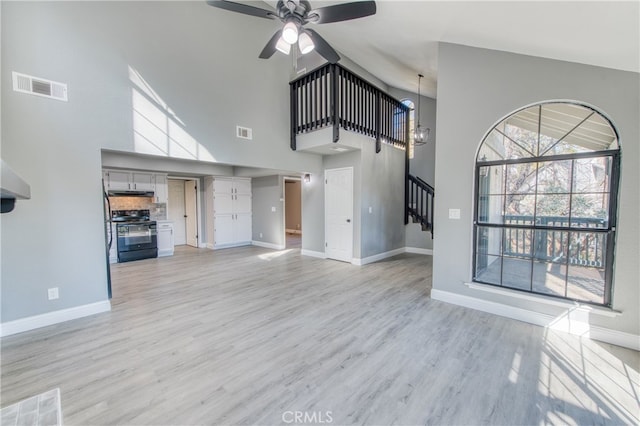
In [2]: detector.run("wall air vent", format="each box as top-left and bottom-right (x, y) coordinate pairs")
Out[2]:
(12, 72), (68, 102)
(236, 126), (253, 140)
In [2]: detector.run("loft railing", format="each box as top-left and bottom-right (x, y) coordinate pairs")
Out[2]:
(501, 215), (607, 267)
(407, 174), (434, 237)
(289, 63), (410, 153)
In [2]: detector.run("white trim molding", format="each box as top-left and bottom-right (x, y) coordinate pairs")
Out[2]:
(405, 247), (433, 255)
(252, 241), (286, 250)
(431, 289), (639, 351)
(352, 248), (405, 266)
(206, 243), (215, 250)
(0, 300), (111, 337)
(301, 249), (327, 259)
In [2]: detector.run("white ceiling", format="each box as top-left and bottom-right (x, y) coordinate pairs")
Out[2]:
(262, 0), (639, 98)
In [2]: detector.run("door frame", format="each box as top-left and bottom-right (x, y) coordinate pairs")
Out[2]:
(324, 167), (354, 263)
(282, 176), (302, 249)
(167, 176), (204, 248)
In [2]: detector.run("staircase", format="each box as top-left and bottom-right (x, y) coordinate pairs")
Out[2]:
(406, 174), (434, 237)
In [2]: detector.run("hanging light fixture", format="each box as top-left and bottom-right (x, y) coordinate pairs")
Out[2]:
(414, 74), (430, 145)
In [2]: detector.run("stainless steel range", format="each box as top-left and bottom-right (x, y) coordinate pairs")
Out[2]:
(112, 209), (157, 262)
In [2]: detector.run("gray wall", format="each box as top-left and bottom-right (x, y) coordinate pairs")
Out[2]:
(299, 130), (406, 260)
(251, 176), (285, 248)
(359, 143), (406, 258)
(1, 1), (324, 323)
(434, 43), (639, 335)
(388, 87), (437, 251)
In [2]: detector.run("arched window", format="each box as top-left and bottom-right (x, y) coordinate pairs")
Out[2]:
(474, 102), (620, 306)
(401, 99), (415, 159)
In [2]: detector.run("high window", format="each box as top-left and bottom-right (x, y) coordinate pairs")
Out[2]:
(474, 102), (620, 306)
(401, 99), (415, 159)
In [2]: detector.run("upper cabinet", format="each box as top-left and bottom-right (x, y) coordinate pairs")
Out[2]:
(154, 174), (168, 204)
(131, 173), (154, 191)
(105, 170), (132, 191)
(103, 169), (168, 205)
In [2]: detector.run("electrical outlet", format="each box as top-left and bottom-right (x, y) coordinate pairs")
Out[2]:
(271, 206), (276, 212)
(259, 232), (263, 238)
(369, 206), (373, 214)
(449, 208), (461, 220)
(48, 287), (59, 300)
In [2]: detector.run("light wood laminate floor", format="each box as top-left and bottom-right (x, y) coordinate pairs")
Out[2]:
(1, 246), (638, 425)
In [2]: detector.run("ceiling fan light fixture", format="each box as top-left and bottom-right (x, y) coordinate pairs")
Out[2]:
(276, 36), (291, 55)
(298, 32), (314, 54)
(282, 21), (299, 44)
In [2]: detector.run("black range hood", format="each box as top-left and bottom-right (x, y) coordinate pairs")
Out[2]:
(107, 190), (154, 197)
(1, 159), (31, 213)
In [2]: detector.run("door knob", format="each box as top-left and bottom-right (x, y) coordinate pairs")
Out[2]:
(346, 219), (351, 223)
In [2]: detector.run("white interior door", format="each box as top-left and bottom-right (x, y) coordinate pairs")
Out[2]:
(185, 180), (198, 247)
(325, 167), (353, 263)
(168, 179), (186, 245)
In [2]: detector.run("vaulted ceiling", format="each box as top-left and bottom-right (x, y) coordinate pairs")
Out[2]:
(260, 1), (639, 98)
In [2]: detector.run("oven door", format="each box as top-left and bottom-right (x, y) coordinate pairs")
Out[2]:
(117, 223), (157, 252)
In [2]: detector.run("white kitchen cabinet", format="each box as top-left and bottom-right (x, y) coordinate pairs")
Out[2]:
(205, 177), (252, 249)
(131, 172), (154, 191)
(105, 170), (132, 191)
(154, 174), (168, 204)
(157, 221), (174, 257)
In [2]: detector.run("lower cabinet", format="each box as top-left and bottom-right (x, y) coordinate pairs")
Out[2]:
(213, 213), (252, 248)
(157, 221), (175, 257)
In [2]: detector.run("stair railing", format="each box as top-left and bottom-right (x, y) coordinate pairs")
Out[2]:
(290, 63), (410, 153)
(407, 174), (434, 237)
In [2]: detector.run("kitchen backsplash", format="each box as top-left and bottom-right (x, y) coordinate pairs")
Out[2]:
(109, 196), (167, 220)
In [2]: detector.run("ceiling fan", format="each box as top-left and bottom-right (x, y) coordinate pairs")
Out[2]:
(206, 0), (376, 63)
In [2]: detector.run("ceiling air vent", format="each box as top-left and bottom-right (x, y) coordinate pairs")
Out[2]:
(236, 126), (253, 140)
(12, 72), (68, 102)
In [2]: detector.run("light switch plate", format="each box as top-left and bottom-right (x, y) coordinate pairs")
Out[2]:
(271, 206), (276, 212)
(48, 287), (59, 300)
(449, 208), (461, 219)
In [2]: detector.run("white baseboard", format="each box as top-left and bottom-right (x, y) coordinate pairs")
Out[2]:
(405, 247), (433, 255)
(352, 248), (405, 265)
(431, 289), (639, 351)
(301, 249), (326, 259)
(0, 300), (111, 338)
(286, 229), (302, 235)
(158, 249), (174, 257)
(252, 241), (286, 250)
(198, 242), (208, 249)
(206, 243), (214, 250)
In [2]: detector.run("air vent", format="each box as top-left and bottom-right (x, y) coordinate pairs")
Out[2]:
(236, 126), (253, 140)
(12, 72), (68, 102)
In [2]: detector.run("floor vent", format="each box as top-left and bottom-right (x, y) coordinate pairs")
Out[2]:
(12, 72), (68, 102)
(236, 126), (252, 140)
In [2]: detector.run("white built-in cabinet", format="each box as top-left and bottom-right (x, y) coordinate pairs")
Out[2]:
(205, 177), (252, 249)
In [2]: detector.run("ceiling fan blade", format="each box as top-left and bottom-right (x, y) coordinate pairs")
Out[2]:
(307, 1), (376, 24)
(206, 0), (276, 20)
(306, 29), (340, 64)
(259, 30), (283, 59)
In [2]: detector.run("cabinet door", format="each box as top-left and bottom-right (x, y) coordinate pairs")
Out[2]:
(213, 178), (234, 194)
(154, 174), (168, 204)
(157, 223), (174, 256)
(131, 173), (154, 191)
(214, 193), (233, 215)
(107, 171), (131, 191)
(233, 178), (252, 195)
(234, 194), (252, 214)
(214, 215), (235, 246)
(234, 213), (252, 243)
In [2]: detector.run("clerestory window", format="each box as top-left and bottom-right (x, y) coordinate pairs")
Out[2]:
(474, 102), (620, 306)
